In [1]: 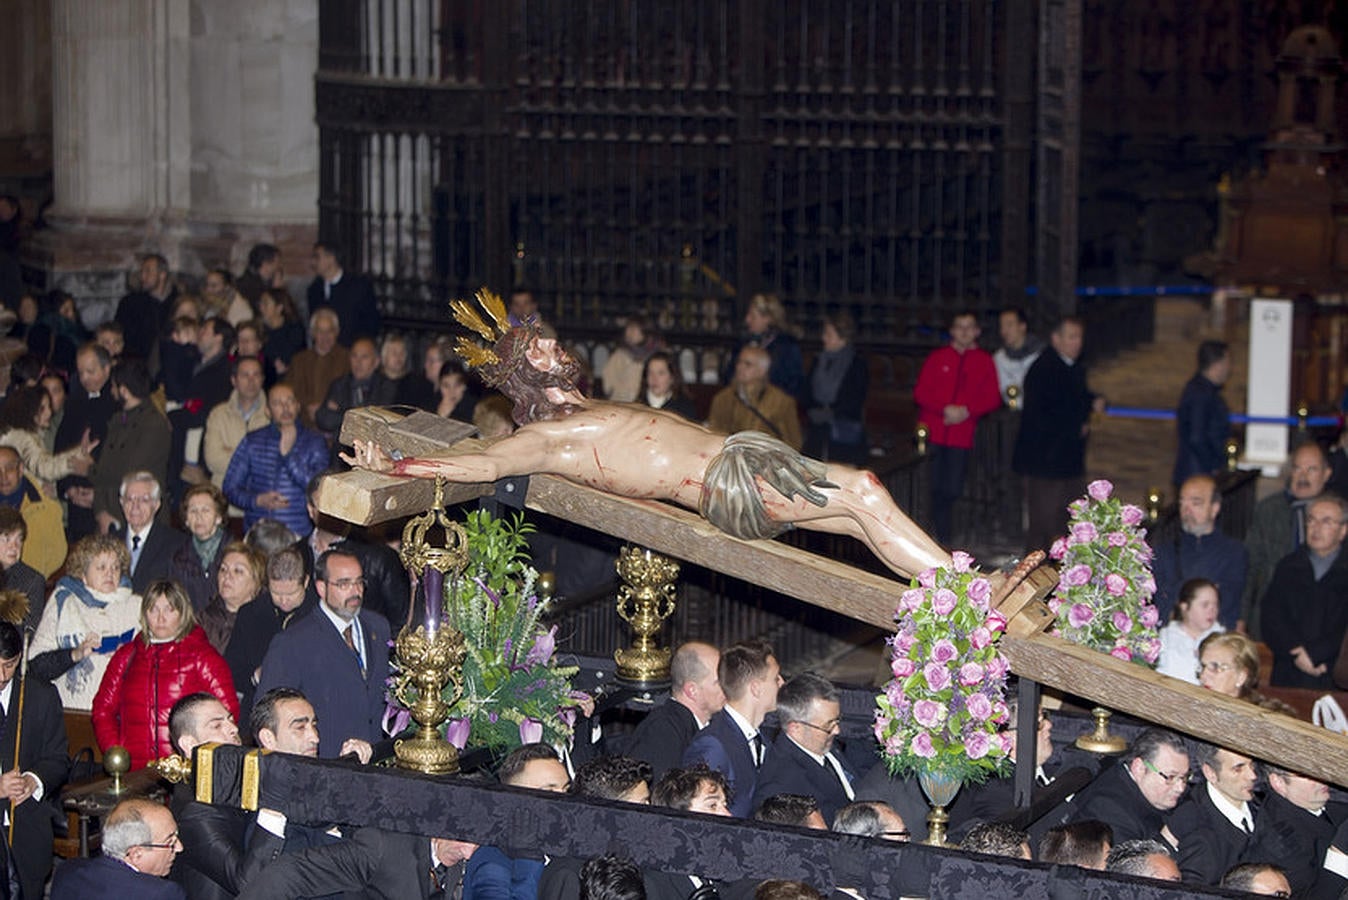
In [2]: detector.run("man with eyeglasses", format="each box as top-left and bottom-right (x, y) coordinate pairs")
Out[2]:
(255, 549), (391, 757)
(1168, 742), (1258, 885)
(52, 797), (186, 899)
(1065, 728), (1189, 845)
(115, 471), (187, 595)
(755, 671), (855, 823)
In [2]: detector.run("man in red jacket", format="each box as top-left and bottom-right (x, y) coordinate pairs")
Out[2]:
(914, 311), (1002, 544)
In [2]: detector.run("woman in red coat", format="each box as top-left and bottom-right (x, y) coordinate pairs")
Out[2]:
(92, 578), (239, 769)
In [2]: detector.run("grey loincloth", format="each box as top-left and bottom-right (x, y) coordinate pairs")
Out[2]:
(699, 431), (838, 540)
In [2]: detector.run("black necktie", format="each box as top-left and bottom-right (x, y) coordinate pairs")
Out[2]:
(750, 733), (764, 767)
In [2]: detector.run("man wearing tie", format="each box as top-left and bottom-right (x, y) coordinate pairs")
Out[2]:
(118, 472), (187, 595)
(255, 550), (391, 757)
(1168, 743), (1259, 886)
(755, 672), (855, 823)
(682, 639), (782, 818)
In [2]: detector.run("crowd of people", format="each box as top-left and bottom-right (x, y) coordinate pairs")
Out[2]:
(0, 249), (1343, 900)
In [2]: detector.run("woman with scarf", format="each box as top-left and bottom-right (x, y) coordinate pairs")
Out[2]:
(27, 534), (139, 710)
(804, 312), (869, 465)
(91, 579), (238, 769)
(168, 483), (231, 612)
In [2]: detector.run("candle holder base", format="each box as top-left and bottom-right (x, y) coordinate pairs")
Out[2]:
(395, 729), (461, 775)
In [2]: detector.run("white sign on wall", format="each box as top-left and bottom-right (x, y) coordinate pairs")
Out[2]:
(1245, 298), (1293, 475)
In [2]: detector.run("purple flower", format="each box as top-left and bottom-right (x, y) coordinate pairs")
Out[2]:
(1069, 498), (1088, 515)
(1087, 479), (1113, 501)
(885, 681), (909, 710)
(1139, 604), (1160, 628)
(963, 731), (992, 759)
(911, 732), (937, 759)
(1067, 603), (1095, 628)
(917, 569), (937, 589)
(1106, 531), (1127, 547)
(930, 639), (959, 664)
(893, 631), (916, 654)
(924, 662), (952, 691)
(1070, 522), (1099, 545)
(969, 626), (993, 650)
(475, 577), (503, 609)
(891, 656), (916, 678)
(1120, 504), (1144, 526)
(1112, 610), (1133, 633)
(525, 625), (558, 666)
(966, 693), (994, 721)
(913, 699), (945, 728)
(1049, 537), (1068, 560)
(986, 657), (1009, 680)
(957, 662), (986, 686)
(1142, 637), (1162, 664)
(1109, 646), (1133, 662)
(951, 551), (974, 573)
(997, 732), (1014, 755)
(519, 717), (544, 744)
(445, 717), (472, 749)
(967, 578), (991, 608)
(1047, 597), (1063, 616)
(1063, 564), (1093, 587)
(986, 610), (1008, 633)
(1105, 574), (1128, 596)
(932, 588), (958, 616)
(899, 588), (926, 613)
(382, 702), (411, 738)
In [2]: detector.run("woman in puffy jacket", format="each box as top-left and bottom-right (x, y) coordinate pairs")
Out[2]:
(92, 579), (239, 769)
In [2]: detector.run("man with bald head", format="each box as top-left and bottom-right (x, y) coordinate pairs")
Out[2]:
(314, 336), (397, 440)
(1151, 474), (1247, 627)
(626, 642), (726, 780)
(1244, 441), (1334, 637)
(707, 346), (803, 450)
(52, 797), (186, 899)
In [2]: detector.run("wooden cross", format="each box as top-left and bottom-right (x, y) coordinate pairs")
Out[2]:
(317, 407), (1348, 786)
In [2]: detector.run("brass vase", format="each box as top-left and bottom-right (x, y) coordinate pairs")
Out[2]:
(391, 624), (468, 774)
(614, 546), (680, 688)
(1075, 706), (1128, 754)
(917, 769), (962, 846)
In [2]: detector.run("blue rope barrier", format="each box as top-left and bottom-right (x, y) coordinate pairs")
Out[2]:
(1103, 406), (1342, 427)
(1023, 284), (1214, 298)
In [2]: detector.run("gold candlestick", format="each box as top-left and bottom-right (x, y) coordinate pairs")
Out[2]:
(103, 746), (130, 795)
(614, 547), (680, 688)
(915, 423), (929, 455)
(1075, 706), (1128, 754)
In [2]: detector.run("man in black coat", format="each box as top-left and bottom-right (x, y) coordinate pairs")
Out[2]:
(113, 253), (178, 361)
(1011, 316), (1103, 551)
(1169, 743), (1258, 886)
(0, 620), (69, 900)
(1065, 728), (1189, 845)
(624, 642), (725, 781)
(306, 242), (381, 347)
(1260, 494), (1348, 689)
(754, 672), (855, 823)
(1172, 340), (1231, 487)
(115, 471), (188, 595)
(313, 337), (398, 442)
(1248, 766), (1348, 898)
(52, 798), (187, 900)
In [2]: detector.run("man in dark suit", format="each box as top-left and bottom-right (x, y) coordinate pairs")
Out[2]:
(56, 343), (116, 541)
(1065, 728), (1189, 845)
(624, 642), (724, 781)
(0, 620), (69, 900)
(755, 671), (854, 823)
(306, 242), (381, 347)
(682, 639), (782, 818)
(116, 471), (188, 595)
(313, 336), (398, 444)
(92, 359), (173, 534)
(51, 798), (187, 900)
(1169, 743), (1258, 886)
(1011, 315), (1104, 551)
(255, 549), (391, 757)
(462, 744), (566, 900)
(538, 756), (653, 900)
(1248, 766), (1347, 898)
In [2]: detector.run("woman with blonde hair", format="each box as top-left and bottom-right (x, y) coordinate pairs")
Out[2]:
(729, 292), (804, 400)
(92, 580), (238, 769)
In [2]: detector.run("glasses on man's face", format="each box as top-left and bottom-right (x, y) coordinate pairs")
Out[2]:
(797, 718), (841, 735)
(327, 577), (366, 590)
(1141, 757), (1187, 786)
(138, 830), (180, 850)
(123, 494), (155, 507)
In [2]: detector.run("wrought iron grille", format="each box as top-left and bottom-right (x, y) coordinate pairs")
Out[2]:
(316, 0), (1048, 339)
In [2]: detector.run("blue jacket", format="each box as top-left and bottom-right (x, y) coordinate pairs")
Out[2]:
(682, 709), (762, 818)
(1151, 529), (1247, 628)
(52, 853), (187, 900)
(463, 845), (544, 900)
(222, 423), (328, 537)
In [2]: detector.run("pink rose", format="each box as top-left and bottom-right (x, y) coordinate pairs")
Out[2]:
(1087, 479), (1113, 501)
(1063, 564), (1093, 587)
(1139, 604), (1160, 628)
(932, 588), (958, 616)
(885, 681), (908, 709)
(1106, 531), (1127, 547)
(899, 588), (926, 613)
(1109, 646), (1133, 662)
(931, 639), (959, 664)
(991, 700), (1010, 722)
(966, 692), (994, 721)
(1120, 504), (1144, 526)
(911, 732), (937, 759)
(885, 735), (904, 756)
(969, 626), (993, 650)
(918, 568), (937, 589)
(957, 662), (986, 686)
(1143, 637), (1162, 664)
(963, 731), (991, 759)
(924, 662), (951, 691)
(1112, 610), (1133, 633)
(1070, 522), (1099, 545)
(1067, 603), (1095, 628)
(872, 716), (889, 742)
(997, 732), (1014, 754)
(1069, 498), (1088, 515)
(1049, 537), (1068, 560)
(1105, 573), (1128, 596)
(1047, 597), (1063, 616)
(1142, 574), (1157, 594)
(986, 610), (1008, 633)
(967, 578), (991, 608)
(891, 656), (916, 678)
(951, 550), (974, 573)
(986, 657), (1009, 680)
(913, 699), (945, 728)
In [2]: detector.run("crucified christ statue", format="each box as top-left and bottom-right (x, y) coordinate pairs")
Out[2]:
(342, 291), (1033, 589)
